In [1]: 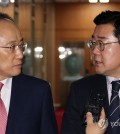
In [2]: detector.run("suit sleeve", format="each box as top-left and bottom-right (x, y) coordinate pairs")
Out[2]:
(61, 82), (86, 134)
(40, 83), (58, 134)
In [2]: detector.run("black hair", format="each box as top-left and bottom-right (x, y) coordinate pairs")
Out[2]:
(94, 10), (120, 43)
(0, 12), (14, 22)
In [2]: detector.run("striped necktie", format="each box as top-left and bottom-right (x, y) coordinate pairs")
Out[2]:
(0, 82), (7, 134)
(109, 80), (120, 133)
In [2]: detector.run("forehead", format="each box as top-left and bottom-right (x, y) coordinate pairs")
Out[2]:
(92, 24), (115, 39)
(0, 20), (22, 43)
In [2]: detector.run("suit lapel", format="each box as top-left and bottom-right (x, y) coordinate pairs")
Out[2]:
(6, 75), (24, 134)
(90, 75), (109, 122)
(94, 75), (111, 134)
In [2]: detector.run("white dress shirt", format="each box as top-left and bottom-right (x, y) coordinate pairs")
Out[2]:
(106, 76), (120, 105)
(1, 77), (12, 115)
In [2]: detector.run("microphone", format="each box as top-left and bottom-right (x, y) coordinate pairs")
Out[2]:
(82, 92), (104, 125)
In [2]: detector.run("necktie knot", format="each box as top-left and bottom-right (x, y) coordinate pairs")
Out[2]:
(111, 80), (120, 93)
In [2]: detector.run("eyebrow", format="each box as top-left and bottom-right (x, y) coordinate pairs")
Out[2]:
(6, 38), (24, 45)
(91, 35), (109, 40)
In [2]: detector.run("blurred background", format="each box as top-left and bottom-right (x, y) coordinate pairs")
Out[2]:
(1, 0), (120, 109)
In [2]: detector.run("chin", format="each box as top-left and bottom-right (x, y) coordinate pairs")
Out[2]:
(12, 70), (22, 76)
(95, 69), (105, 75)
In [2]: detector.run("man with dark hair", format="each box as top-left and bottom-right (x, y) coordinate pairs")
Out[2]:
(0, 12), (58, 134)
(61, 10), (120, 134)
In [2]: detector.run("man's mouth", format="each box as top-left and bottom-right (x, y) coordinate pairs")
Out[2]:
(94, 60), (102, 65)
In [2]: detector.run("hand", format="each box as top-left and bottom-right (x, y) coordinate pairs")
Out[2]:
(86, 108), (106, 134)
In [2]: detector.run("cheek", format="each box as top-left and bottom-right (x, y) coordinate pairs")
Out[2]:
(103, 47), (120, 66)
(0, 55), (13, 67)
(90, 51), (94, 61)
(0, 61), (11, 70)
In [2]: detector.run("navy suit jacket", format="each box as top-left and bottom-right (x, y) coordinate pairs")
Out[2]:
(5, 73), (58, 134)
(61, 74), (119, 134)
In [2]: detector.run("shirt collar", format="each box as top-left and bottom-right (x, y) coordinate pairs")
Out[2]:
(106, 76), (120, 85)
(1, 77), (12, 89)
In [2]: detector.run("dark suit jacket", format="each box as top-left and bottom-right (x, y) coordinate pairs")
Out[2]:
(5, 73), (58, 134)
(61, 74), (117, 134)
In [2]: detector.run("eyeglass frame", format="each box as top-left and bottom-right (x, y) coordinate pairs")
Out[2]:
(87, 40), (119, 51)
(0, 41), (28, 53)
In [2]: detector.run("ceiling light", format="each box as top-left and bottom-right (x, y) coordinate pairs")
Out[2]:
(10, 0), (15, 3)
(89, 0), (98, 3)
(99, 0), (109, 3)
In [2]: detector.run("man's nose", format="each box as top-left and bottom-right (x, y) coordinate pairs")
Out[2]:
(91, 45), (101, 54)
(15, 49), (24, 59)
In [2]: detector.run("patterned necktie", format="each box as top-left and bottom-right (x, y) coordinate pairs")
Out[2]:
(109, 80), (120, 133)
(0, 82), (7, 134)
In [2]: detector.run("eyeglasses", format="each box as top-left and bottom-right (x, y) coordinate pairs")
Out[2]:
(87, 40), (119, 51)
(0, 41), (28, 53)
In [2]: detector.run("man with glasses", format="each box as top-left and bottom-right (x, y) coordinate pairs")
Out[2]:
(61, 10), (120, 134)
(0, 13), (58, 134)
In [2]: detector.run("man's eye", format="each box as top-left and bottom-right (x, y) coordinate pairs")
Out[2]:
(10, 45), (16, 49)
(20, 44), (24, 47)
(92, 42), (96, 45)
(99, 41), (103, 45)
